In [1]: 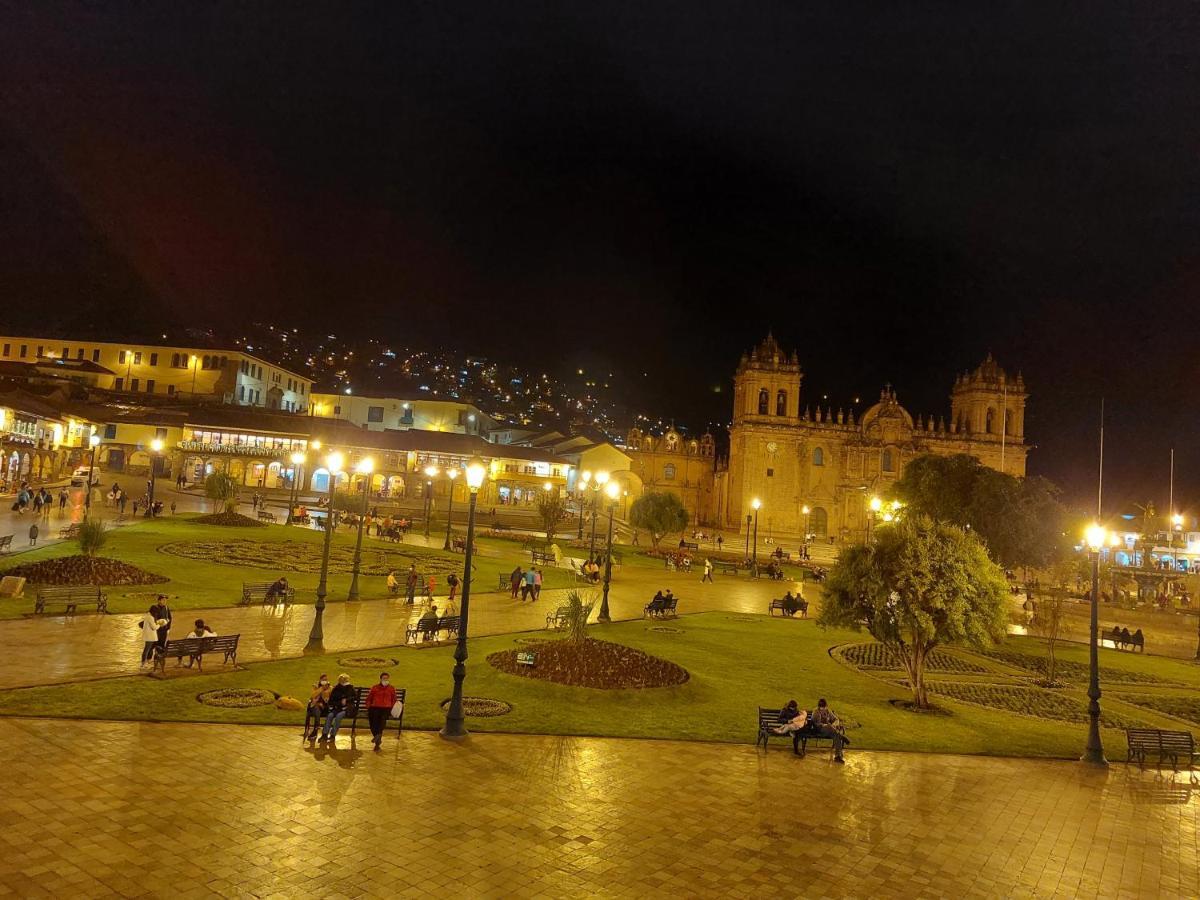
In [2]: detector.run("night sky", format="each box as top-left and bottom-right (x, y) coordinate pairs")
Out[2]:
(2, 3), (1198, 512)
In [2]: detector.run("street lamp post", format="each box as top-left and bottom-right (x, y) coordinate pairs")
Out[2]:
(145, 438), (163, 516)
(751, 498), (761, 575)
(1172, 513), (1183, 571)
(347, 457), (374, 600)
(599, 480), (620, 623)
(308, 451), (343, 649)
(441, 456), (488, 740)
(84, 433), (100, 521)
(577, 470), (591, 539)
(423, 464), (438, 539)
(868, 495), (882, 542)
(190, 355), (199, 396)
(589, 471), (609, 561)
(442, 468), (460, 550)
(286, 451), (306, 524)
(802, 504), (811, 545)
(744, 513), (752, 563)
(1082, 523), (1110, 766)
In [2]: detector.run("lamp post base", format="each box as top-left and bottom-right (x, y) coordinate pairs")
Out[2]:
(1080, 749), (1108, 766)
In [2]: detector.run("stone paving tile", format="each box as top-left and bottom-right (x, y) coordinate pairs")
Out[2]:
(0, 718), (1196, 898)
(0, 562), (795, 689)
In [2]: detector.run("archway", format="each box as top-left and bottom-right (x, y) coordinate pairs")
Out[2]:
(810, 507), (829, 537)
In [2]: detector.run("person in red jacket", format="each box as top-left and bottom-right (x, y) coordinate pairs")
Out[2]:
(365, 672), (397, 750)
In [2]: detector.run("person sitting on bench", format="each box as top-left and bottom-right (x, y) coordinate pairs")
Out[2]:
(265, 577), (290, 603)
(649, 590), (664, 612)
(184, 618), (217, 668)
(1132, 627), (1144, 649)
(781, 591), (799, 616)
(770, 699), (809, 755)
(1110, 625), (1122, 646)
(812, 698), (848, 763)
(1119, 626), (1132, 647)
(418, 604), (440, 640)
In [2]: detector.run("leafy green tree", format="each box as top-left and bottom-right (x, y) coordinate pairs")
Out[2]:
(819, 516), (1009, 708)
(204, 472), (240, 514)
(77, 519), (108, 557)
(629, 492), (689, 551)
(536, 491), (568, 544)
(891, 454), (1065, 571)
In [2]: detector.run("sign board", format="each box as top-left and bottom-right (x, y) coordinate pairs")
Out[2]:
(0, 576), (25, 598)
(516, 651), (537, 667)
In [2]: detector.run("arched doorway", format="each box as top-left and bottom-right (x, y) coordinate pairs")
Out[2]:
(810, 507), (829, 538)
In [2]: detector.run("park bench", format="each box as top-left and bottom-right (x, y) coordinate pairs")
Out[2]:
(34, 585), (107, 615)
(769, 597), (808, 617)
(716, 562), (739, 576)
(755, 706), (836, 756)
(1127, 728), (1199, 770)
(240, 581), (295, 607)
(679, 541), (699, 552)
(1099, 627), (1145, 652)
(530, 549), (555, 565)
(0, 535), (12, 553)
(546, 605), (570, 630)
(302, 685), (406, 741)
(643, 596), (679, 619)
(450, 536), (466, 553)
(256, 509), (277, 524)
(152, 634), (241, 674)
(405, 615), (461, 644)
(58, 523), (80, 540)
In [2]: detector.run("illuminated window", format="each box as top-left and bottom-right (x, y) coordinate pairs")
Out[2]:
(757, 389), (769, 415)
(813, 447), (824, 466)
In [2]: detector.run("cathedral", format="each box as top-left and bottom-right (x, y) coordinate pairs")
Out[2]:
(626, 334), (1028, 542)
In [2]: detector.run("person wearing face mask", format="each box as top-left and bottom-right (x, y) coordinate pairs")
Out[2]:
(365, 672), (397, 750)
(306, 674), (332, 742)
(321, 674), (355, 744)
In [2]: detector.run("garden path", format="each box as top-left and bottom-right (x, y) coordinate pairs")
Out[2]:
(0, 717), (1194, 898)
(0, 563), (798, 689)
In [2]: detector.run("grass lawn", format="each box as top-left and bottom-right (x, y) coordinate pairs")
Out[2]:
(0, 515), (568, 618)
(3, 611), (1194, 759)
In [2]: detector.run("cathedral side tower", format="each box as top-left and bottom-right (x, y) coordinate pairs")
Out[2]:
(949, 353), (1026, 440)
(732, 333), (803, 425)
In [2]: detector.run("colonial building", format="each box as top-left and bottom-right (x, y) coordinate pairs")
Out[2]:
(624, 427), (716, 525)
(309, 393), (494, 436)
(714, 335), (1028, 542)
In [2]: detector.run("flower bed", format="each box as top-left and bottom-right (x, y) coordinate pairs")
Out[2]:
(926, 682), (1147, 729)
(977, 648), (1176, 686)
(488, 638), (689, 689)
(338, 656), (400, 668)
(197, 688), (277, 708)
(438, 697), (513, 717)
(192, 511), (265, 527)
(158, 539), (461, 576)
(2, 555), (167, 586)
(837, 643), (988, 675)
(1114, 694), (1200, 726)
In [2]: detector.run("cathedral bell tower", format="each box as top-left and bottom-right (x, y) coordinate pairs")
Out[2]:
(732, 333), (803, 426)
(950, 354), (1026, 440)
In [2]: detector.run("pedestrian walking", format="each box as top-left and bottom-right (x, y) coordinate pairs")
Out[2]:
(405, 565), (418, 604)
(702, 558), (714, 583)
(509, 566), (523, 599)
(447, 572), (459, 603)
(533, 567), (543, 600)
(28, 523), (38, 546)
(58, 489), (68, 511)
(522, 568), (536, 602)
(365, 672), (397, 751)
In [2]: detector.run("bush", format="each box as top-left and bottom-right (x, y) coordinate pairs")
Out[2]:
(204, 472), (240, 514)
(77, 519), (108, 557)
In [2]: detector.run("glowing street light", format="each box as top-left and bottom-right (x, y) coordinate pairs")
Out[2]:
(1081, 523), (1117, 766)
(308, 451), (343, 649)
(443, 467), (460, 550)
(145, 438), (164, 517)
(442, 456), (489, 739)
(423, 464), (439, 538)
(84, 433), (101, 521)
(599, 479), (621, 623)
(286, 451), (306, 524)
(750, 498), (761, 573)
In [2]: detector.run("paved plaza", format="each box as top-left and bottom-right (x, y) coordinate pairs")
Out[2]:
(0, 717), (1195, 898)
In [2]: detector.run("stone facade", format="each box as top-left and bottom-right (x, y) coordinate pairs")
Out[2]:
(715, 335), (1028, 542)
(624, 428), (716, 525)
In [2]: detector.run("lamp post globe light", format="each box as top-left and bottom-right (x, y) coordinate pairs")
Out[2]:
(577, 470), (591, 539)
(308, 451), (343, 649)
(801, 504), (810, 544)
(347, 457), (374, 601)
(286, 451), (306, 524)
(751, 498), (761, 574)
(1172, 513), (1184, 570)
(84, 433), (101, 521)
(1081, 523), (1113, 766)
(599, 479), (621, 623)
(423, 464), (439, 539)
(442, 467), (460, 550)
(145, 438), (164, 517)
(441, 455), (488, 740)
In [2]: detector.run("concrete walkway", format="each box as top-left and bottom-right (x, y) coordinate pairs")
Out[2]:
(0, 718), (1194, 898)
(0, 563), (800, 689)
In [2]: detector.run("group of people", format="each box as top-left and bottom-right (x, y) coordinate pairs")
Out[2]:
(509, 566), (544, 601)
(776, 590), (808, 617)
(1107, 625), (1145, 650)
(386, 565), (459, 605)
(135, 596), (218, 667)
(306, 672), (401, 750)
(10, 485), (64, 517)
(769, 698), (849, 763)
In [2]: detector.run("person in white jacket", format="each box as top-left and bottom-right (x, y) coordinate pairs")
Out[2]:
(138, 607), (167, 667)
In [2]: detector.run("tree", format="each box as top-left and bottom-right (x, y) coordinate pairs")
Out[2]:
(819, 516), (1009, 708)
(77, 519), (108, 557)
(891, 453), (1065, 571)
(204, 472), (240, 514)
(536, 491), (568, 544)
(1032, 559), (1080, 686)
(629, 492), (689, 551)
(563, 589), (596, 644)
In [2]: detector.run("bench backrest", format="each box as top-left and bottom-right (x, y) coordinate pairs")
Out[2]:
(1127, 728), (1159, 748)
(164, 634), (240, 653)
(37, 585), (101, 599)
(1159, 731), (1195, 752)
(0, 535), (12, 546)
(440, 615), (461, 630)
(349, 685), (407, 715)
